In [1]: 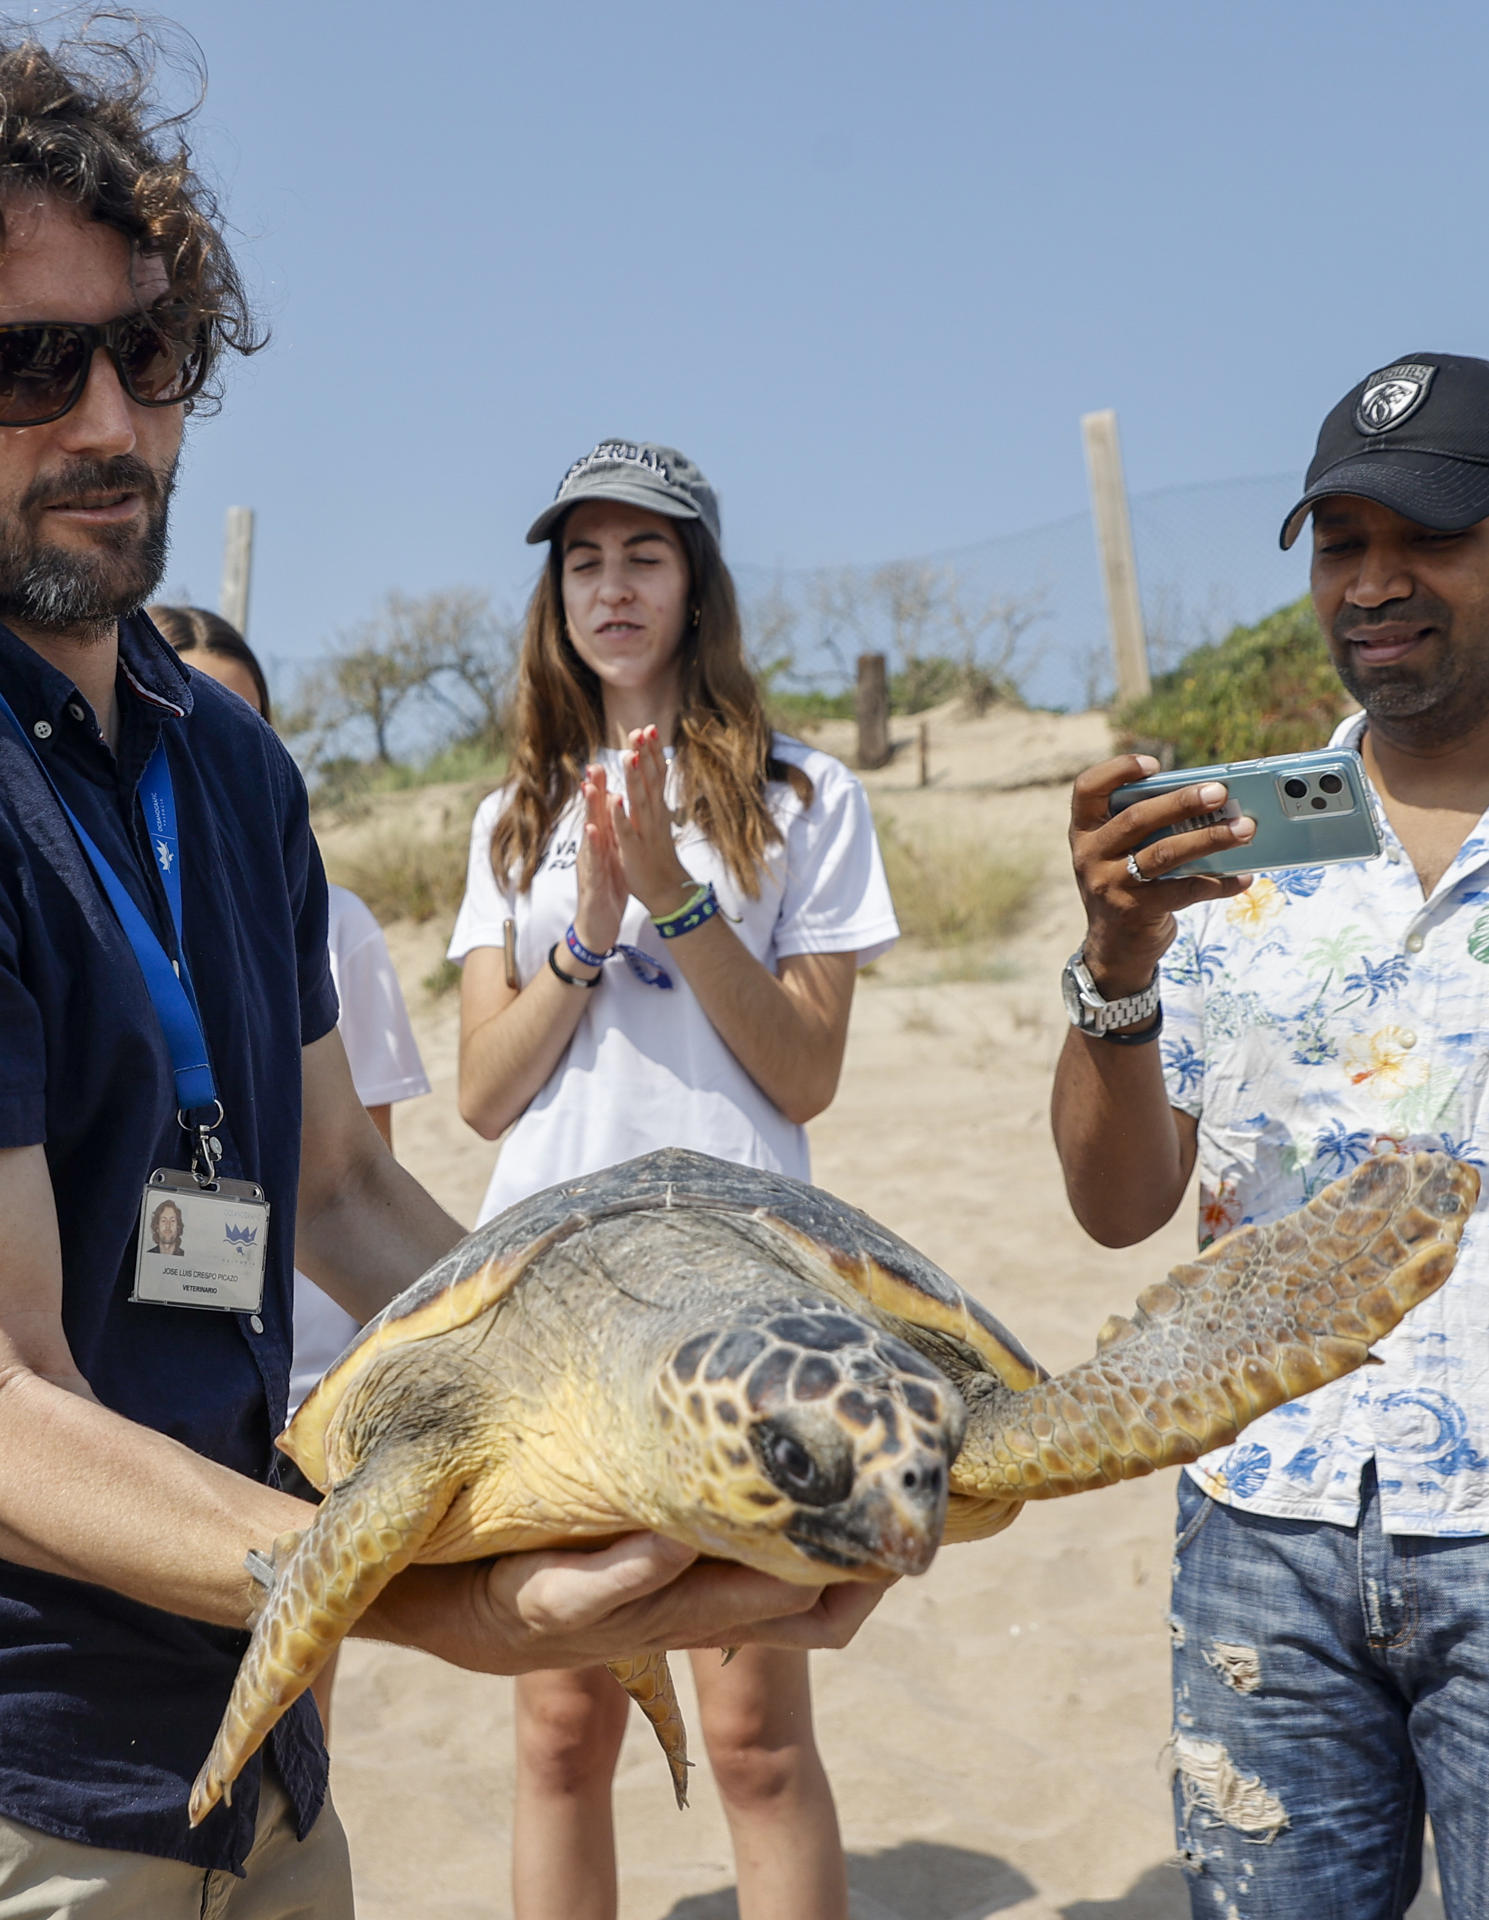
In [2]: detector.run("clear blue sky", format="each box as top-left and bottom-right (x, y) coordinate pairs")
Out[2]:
(140, 0), (1489, 673)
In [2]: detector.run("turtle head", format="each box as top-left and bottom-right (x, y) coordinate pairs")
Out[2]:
(653, 1303), (965, 1581)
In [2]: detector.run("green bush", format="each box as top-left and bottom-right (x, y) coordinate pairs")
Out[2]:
(768, 656), (1022, 731)
(767, 687), (857, 729)
(890, 655), (1020, 716)
(1117, 596), (1349, 767)
(308, 741), (507, 814)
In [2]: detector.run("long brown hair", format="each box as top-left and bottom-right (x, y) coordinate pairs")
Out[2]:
(492, 517), (811, 897)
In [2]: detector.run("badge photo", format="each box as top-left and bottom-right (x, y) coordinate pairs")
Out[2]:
(132, 1169), (271, 1314)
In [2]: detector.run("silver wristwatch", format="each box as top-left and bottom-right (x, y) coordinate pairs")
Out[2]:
(1061, 949), (1160, 1035)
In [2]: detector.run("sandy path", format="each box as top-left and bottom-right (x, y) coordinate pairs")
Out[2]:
(321, 707), (1444, 1918)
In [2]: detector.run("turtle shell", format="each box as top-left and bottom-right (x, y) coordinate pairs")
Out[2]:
(284, 1147), (1044, 1486)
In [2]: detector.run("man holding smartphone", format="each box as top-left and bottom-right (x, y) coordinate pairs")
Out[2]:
(1053, 354), (1489, 1916)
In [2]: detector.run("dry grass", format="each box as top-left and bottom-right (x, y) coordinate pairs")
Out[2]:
(323, 828), (470, 928)
(875, 812), (1039, 950)
(422, 956), (463, 999)
(319, 792), (1040, 1000)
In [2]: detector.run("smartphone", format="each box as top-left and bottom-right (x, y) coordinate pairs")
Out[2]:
(1109, 747), (1380, 878)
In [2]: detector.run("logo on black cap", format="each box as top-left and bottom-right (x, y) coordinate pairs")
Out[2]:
(1354, 362), (1437, 435)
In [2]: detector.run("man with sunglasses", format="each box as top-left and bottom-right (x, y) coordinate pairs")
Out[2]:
(0, 30), (881, 1917)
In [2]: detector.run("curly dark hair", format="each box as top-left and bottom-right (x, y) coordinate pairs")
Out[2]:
(0, 15), (262, 410)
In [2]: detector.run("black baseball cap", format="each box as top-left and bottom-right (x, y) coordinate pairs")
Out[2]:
(526, 439), (721, 547)
(1280, 352), (1489, 549)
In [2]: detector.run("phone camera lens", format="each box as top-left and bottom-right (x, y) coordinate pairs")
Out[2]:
(1283, 777), (1308, 799)
(1311, 795), (1328, 811)
(1319, 773), (1343, 794)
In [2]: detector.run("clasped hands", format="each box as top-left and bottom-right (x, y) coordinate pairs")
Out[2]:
(572, 726), (698, 957)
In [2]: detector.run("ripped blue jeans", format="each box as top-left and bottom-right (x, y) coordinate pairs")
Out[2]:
(1169, 1466), (1489, 1918)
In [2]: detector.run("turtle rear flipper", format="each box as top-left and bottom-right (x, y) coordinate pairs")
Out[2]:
(189, 1451), (456, 1826)
(955, 1151), (1477, 1507)
(607, 1652), (692, 1807)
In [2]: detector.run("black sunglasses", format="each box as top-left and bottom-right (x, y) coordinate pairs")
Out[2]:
(0, 306), (209, 428)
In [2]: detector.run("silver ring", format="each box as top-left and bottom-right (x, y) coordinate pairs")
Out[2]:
(1126, 852), (1152, 885)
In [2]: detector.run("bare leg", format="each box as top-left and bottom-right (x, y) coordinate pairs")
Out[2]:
(689, 1645), (848, 1920)
(511, 1665), (630, 1920)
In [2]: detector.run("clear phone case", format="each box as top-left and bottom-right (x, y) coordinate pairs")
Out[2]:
(1109, 748), (1380, 877)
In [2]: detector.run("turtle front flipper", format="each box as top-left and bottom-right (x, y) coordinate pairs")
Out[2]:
(606, 1652), (691, 1808)
(189, 1452), (456, 1826)
(951, 1151), (1477, 1515)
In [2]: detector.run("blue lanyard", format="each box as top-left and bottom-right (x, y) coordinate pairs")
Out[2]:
(0, 689), (217, 1114)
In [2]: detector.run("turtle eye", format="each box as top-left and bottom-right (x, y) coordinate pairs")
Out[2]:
(753, 1419), (852, 1507)
(768, 1431), (813, 1489)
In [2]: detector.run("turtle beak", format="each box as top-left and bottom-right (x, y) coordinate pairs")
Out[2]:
(787, 1446), (950, 1577)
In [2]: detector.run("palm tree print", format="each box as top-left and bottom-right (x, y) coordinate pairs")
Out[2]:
(1303, 926), (1371, 978)
(1161, 1036), (1204, 1099)
(1314, 1119), (1375, 1177)
(1163, 938), (1227, 987)
(1342, 954), (1411, 1006)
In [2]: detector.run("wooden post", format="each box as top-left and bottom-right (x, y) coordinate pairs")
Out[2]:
(1081, 411), (1150, 704)
(855, 653), (891, 770)
(918, 719), (929, 788)
(219, 506), (255, 637)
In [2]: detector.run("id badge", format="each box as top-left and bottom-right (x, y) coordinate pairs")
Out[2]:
(131, 1168), (270, 1314)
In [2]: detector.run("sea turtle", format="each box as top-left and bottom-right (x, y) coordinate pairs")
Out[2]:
(189, 1145), (1474, 1825)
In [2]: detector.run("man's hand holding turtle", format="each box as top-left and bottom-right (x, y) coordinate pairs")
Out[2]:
(367, 1535), (886, 1676)
(1069, 754), (1256, 1001)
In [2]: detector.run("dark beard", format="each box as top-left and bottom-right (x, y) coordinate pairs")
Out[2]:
(0, 454), (175, 633)
(1330, 594), (1489, 747)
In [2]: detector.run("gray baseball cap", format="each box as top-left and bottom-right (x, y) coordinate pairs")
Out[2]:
(525, 438), (722, 547)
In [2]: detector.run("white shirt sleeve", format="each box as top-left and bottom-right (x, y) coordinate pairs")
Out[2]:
(325, 886), (430, 1107)
(773, 749), (900, 967)
(447, 789), (517, 964)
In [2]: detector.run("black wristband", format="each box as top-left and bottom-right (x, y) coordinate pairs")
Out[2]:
(1097, 1006), (1163, 1046)
(548, 942), (599, 989)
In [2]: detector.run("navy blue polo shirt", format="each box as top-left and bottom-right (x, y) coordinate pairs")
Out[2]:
(0, 613), (339, 1872)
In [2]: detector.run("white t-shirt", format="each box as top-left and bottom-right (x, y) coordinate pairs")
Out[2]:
(447, 736), (898, 1224)
(288, 884), (431, 1414)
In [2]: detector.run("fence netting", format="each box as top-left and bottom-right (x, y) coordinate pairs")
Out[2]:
(733, 470), (1312, 713)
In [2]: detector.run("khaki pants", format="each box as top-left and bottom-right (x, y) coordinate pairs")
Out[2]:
(0, 1770), (353, 1920)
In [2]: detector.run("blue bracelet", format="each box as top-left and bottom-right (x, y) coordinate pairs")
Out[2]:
(653, 882), (719, 941)
(565, 922), (675, 990)
(565, 925), (611, 969)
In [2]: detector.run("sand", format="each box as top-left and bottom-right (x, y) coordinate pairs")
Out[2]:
(317, 706), (1445, 1918)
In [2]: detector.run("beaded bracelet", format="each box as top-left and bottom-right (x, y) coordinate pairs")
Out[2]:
(653, 882), (718, 941)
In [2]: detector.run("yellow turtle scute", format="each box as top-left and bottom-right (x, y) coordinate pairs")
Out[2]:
(284, 1248), (537, 1487)
(766, 1218), (1046, 1391)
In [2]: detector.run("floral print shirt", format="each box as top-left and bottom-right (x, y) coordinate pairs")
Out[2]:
(1162, 715), (1489, 1536)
